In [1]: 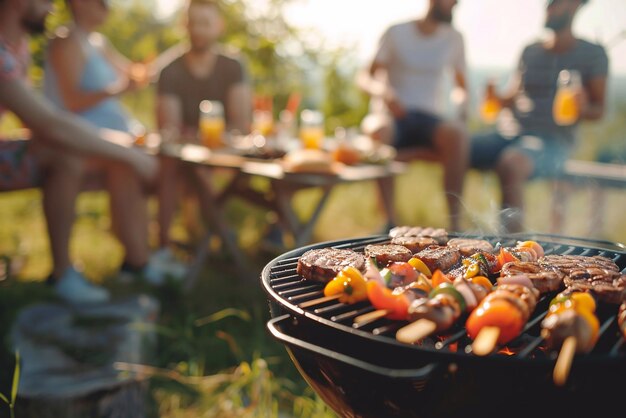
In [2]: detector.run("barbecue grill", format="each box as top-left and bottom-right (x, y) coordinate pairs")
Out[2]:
(261, 233), (626, 418)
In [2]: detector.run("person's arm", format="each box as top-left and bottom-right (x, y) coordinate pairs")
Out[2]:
(48, 34), (128, 112)
(226, 82), (252, 134)
(358, 60), (406, 119)
(451, 69), (469, 122)
(156, 93), (185, 140)
(0, 77), (157, 182)
(579, 75), (607, 121)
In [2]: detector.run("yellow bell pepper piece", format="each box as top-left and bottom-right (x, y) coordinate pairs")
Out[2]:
(323, 266), (368, 304)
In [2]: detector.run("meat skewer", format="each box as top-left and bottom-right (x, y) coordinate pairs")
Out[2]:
(541, 290), (600, 386)
(396, 273), (493, 343)
(466, 274), (540, 356)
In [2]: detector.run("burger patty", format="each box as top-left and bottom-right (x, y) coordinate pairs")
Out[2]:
(413, 245), (461, 274)
(500, 261), (565, 294)
(388, 226), (449, 245)
(447, 238), (495, 257)
(390, 236), (438, 253)
(297, 248), (366, 283)
(364, 244), (413, 267)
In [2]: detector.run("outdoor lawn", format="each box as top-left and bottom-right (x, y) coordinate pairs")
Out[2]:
(0, 159), (624, 417)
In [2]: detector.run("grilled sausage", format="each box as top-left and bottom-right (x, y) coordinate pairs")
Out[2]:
(297, 248), (366, 283)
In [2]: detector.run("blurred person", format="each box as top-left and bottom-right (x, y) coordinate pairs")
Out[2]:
(42, 0), (187, 284)
(156, 0), (252, 252)
(469, 0), (608, 233)
(0, 0), (159, 303)
(357, 0), (469, 232)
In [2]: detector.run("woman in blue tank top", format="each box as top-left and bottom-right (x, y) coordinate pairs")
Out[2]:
(43, 0), (150, 133)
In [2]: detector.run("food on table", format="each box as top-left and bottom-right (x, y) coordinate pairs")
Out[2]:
(388, 225), (449, 245)
(282, 148), (335, 173)
(447, 238), (494, 256)
(466, 275), (540, 348)
(541, 290), (599, 354)
(364, 244), (413, 267)
(297, 248), (366, 283)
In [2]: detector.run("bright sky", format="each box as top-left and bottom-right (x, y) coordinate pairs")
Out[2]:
(157, 0), (626, 75)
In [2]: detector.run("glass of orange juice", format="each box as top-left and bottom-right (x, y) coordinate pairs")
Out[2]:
(553, 69), (581, 126)
(299, 109), (325, 150)
(252, 109), (274, 137)
(480, 78), (501, 124)
(199, 100), (225, 149)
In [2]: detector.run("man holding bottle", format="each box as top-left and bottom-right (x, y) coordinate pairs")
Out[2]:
(470, 0), (608, 233)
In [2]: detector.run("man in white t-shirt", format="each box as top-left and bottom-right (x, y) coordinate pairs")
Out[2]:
(358, 0), (469, 232)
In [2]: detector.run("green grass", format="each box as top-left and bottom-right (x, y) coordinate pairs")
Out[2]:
(0, 160), (624, 417)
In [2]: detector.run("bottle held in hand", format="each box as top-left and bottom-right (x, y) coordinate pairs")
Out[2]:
(553, 69), (581, 126)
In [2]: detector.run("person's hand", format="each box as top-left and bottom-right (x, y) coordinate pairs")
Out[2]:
(383, 91), (407, 119)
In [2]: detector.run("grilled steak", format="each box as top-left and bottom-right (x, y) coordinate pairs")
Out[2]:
(364, 244), (413, 267)
(297, 248), (366, 283)
(413, 245), (461, 273)
(537, 254), (623, 303)
(501, 261), (565, 294)
(447, 238), (494, 256)
(388, 226), (448, 245)
(539, 255), (619, 274)
(561, 273), (625, 305)
(390, 236), (438, 253)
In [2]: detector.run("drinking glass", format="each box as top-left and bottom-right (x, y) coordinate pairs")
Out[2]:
(299, 109), (325, 150)
(480, 78), (501, 124)
(553, 69), (581, 126)
(199, 100), (225, 149)
(252, 109), (274, 137)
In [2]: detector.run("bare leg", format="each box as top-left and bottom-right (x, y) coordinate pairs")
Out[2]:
(376, 177), (397, 229)
(37, 145), (84, 279)
(495, 149), (533, 233)
(432, 122), (469, 232)
(156, 156), (181, 248)
(96, 159), (150, 268)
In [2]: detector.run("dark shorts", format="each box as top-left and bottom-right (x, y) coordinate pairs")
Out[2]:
(393, 110), (441, 149)
(0, 139), (40, 191)
(470, 132), (571, 179)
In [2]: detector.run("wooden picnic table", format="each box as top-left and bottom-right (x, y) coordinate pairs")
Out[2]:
(154, 138), (407, 287)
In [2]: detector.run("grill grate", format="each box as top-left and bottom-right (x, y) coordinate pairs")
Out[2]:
(264, 234), (626, 362)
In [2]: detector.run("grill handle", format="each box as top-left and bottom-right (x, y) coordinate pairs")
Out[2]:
(267, 314), (439, 380)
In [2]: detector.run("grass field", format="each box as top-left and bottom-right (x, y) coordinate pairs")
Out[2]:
(0, 157), (624, 417)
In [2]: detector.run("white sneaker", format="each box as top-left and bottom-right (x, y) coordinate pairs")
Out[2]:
(142, 248), (188, 286)
(54, 267), (110, 304)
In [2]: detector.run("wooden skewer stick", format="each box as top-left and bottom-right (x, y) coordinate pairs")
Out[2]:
(553, 336), (577, 387)
(299, 294), (342, 308)
(472, 326), (500, 356)
(354, 309), (389, 326)
(396, 319), (437, 344)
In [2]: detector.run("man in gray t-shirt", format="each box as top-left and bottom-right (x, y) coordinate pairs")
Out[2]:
(155, 0), (252, 252)
(470, 0), (608, 233)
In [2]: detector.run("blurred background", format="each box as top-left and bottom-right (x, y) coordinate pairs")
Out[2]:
(0, 1), (624, 417)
